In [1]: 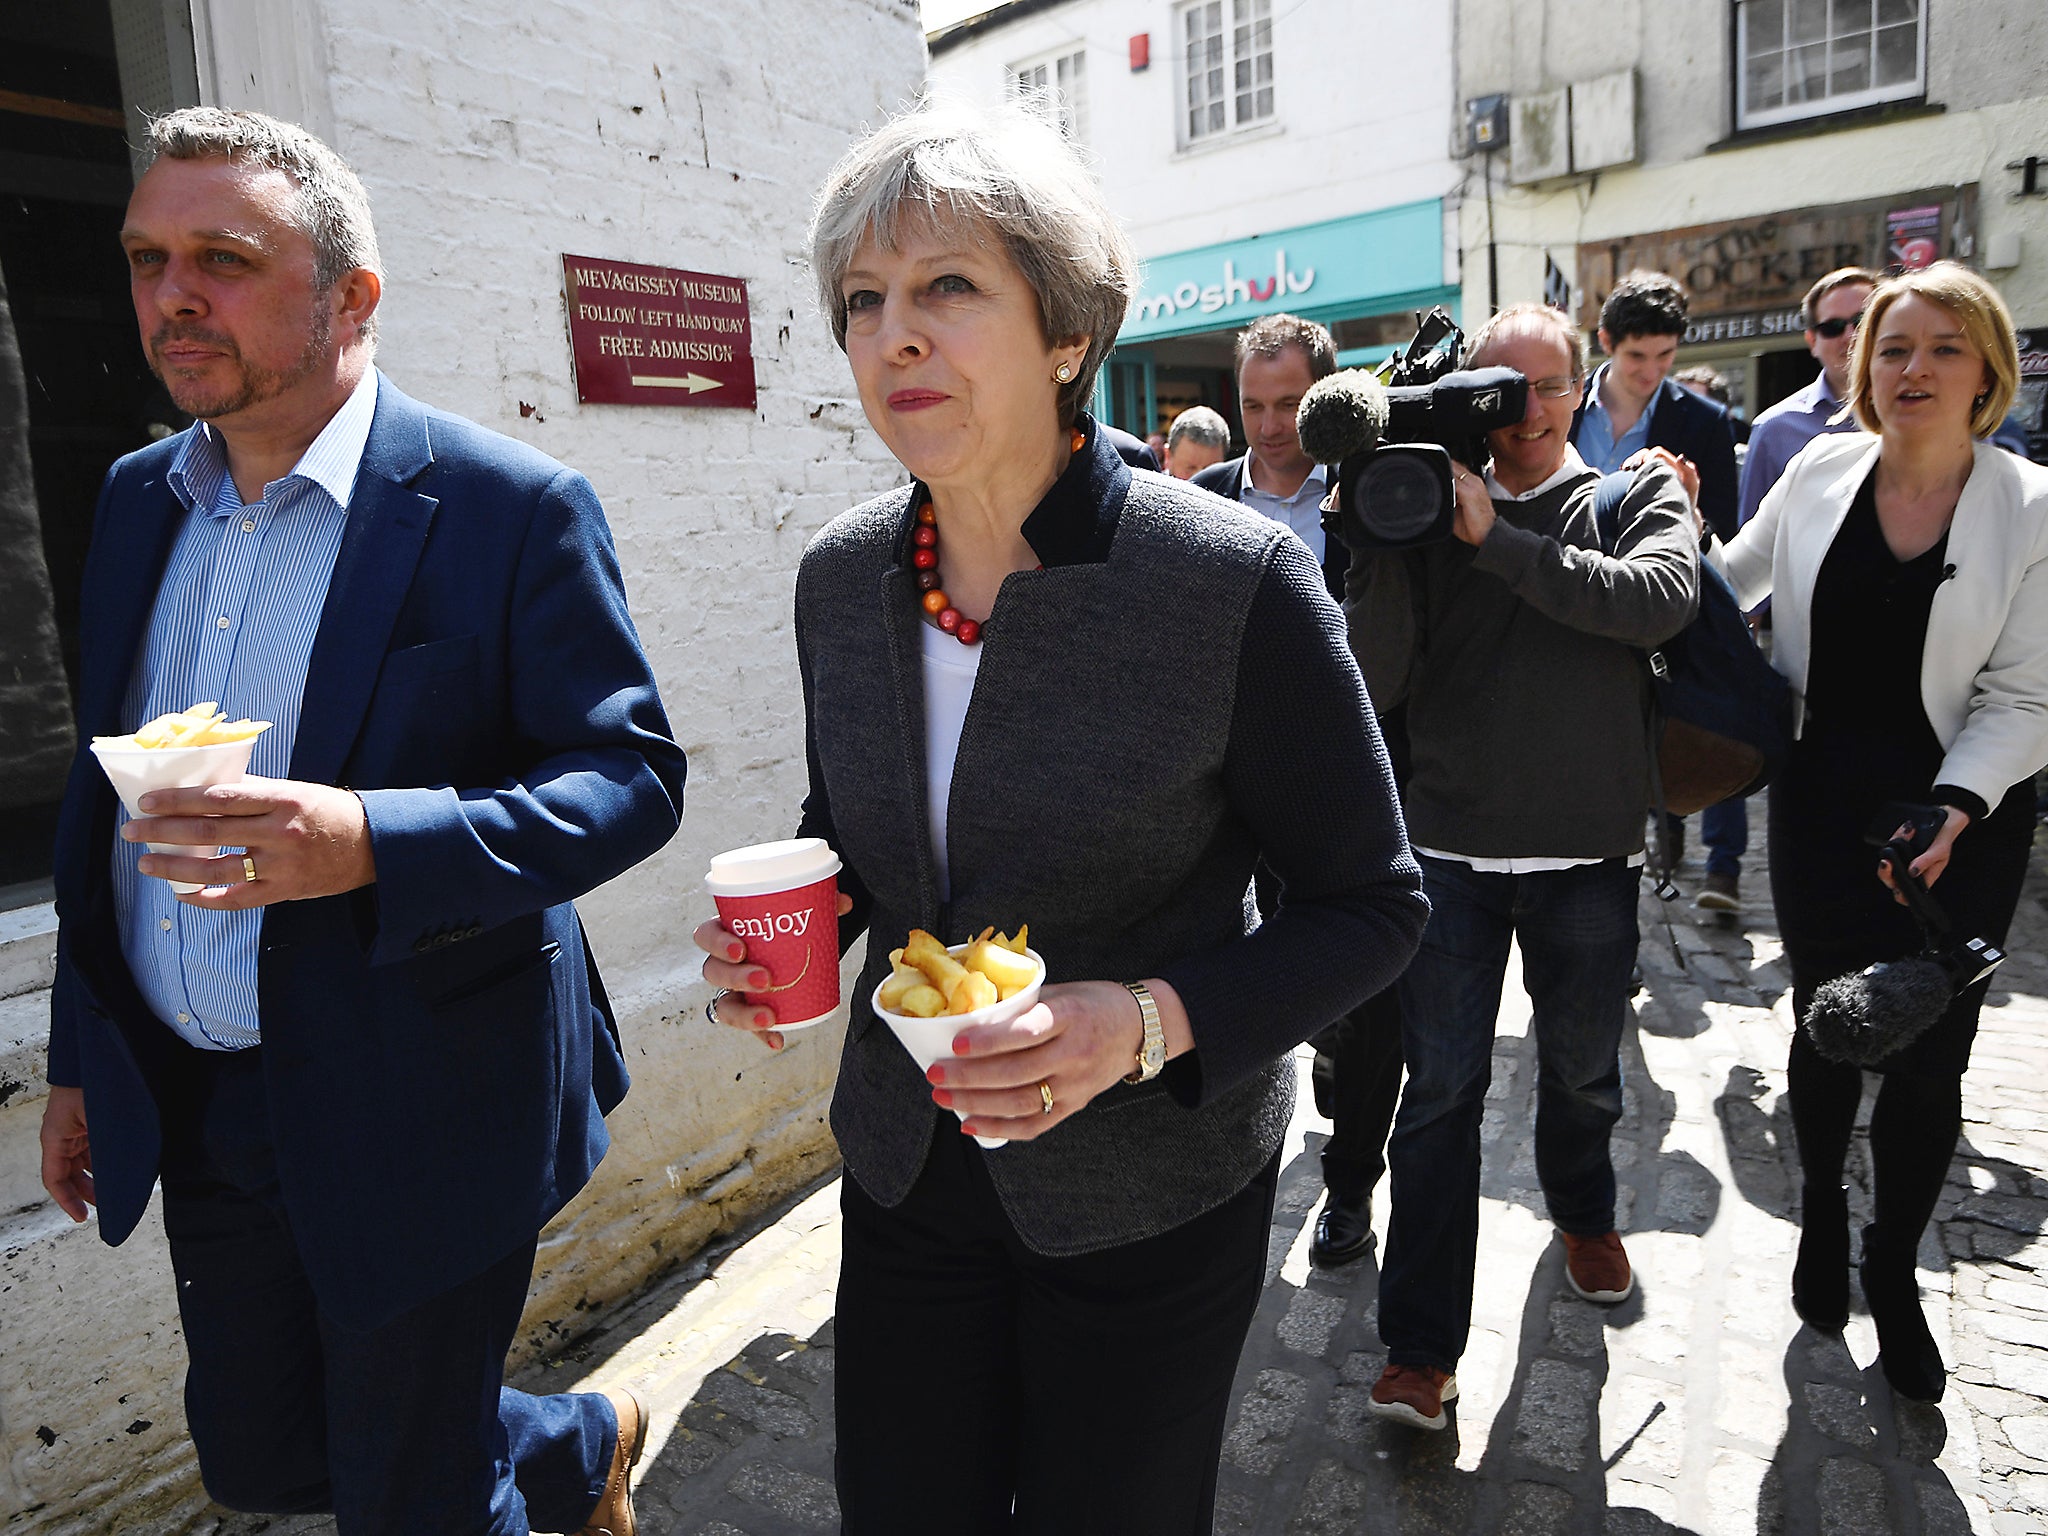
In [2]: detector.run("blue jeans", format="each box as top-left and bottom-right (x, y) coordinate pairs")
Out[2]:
(1378, 855), (1640, 1371)
(1664, 799), (1748, 878)
(1702, 797), (1747, 878)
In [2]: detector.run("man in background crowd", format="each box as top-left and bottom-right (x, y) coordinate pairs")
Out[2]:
(1573, 270), (1745, 912)
(1165, 404), (1230, 479)
(1740, 267), (1878, 528)
(1195, 314), (1343, 593)
(1197, 313), (1403, 1269)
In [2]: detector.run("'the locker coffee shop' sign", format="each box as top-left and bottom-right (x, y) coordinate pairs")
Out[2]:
(1576, 186), (1980, 349)
(563, 254), (757, 408)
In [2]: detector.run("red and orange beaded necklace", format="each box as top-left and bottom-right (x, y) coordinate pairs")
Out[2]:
(909, 425), (1084, 647)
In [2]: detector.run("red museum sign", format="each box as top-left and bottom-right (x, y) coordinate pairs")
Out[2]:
(562, 254), (757, 408)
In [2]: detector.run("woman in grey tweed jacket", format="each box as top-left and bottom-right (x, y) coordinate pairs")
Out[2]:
(696, 101), (1426, 1534)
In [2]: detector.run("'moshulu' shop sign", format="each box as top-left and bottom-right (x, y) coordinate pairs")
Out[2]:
(1119, 200), (1446, 343)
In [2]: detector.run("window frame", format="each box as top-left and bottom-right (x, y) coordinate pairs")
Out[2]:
(1176, 0), (1276, 150)
(1733, 0), (1927, 132)
(1006, 43), (1089, 144)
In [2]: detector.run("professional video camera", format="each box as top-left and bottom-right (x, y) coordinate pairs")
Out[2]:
(1299, 307), (1529, 550)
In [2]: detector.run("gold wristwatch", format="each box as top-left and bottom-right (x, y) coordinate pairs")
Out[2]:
(1122, 980), (1166, 1083)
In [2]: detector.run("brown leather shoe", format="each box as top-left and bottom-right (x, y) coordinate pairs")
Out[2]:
(1367, 1362), (1458, 1430)
(1561, 1230), (1635, 1303)
(576, 1387), (645, 1536)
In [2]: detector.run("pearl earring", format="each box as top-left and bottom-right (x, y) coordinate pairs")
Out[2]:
(1054, 362), (1075, 384)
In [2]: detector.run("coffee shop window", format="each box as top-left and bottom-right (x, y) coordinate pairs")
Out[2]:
(0, 5), (192, 909)
(1735, 0), (1925, 131)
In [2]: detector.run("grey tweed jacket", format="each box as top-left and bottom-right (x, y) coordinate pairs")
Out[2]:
(795, 433), (1424, 1256)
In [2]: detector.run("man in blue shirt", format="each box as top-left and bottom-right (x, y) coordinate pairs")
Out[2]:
(1740, 268), (1879, 527)
(38, 110), (683, 1535)
(1571, 271), (1744, 911)
(1194, 314), (1404, 1269)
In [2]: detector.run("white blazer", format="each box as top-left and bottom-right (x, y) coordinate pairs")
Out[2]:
(1717, 432), (2048, 810)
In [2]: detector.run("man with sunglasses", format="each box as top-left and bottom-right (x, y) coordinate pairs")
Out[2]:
(1739, 268), (1880, 527)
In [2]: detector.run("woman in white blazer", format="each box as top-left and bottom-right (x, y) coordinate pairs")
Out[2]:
(1714, 262), (2048, 1403)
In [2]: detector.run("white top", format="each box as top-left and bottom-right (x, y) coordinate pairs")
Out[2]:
(920, 621), (982, 902)
(1715, 432), (2048, 808)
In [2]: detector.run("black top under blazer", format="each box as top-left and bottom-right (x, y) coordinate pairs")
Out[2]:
(793, 420), (1426, 1255)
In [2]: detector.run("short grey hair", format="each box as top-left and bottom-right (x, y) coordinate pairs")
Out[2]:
(809, 99), (1135, 426)
(1167, 405), (1230, 453)
(145, 108), (382, 335)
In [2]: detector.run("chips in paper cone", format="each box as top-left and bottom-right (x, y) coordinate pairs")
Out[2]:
(90, 705), (271, 894)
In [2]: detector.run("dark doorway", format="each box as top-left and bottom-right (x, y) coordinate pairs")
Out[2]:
(0, 4), (190, 901)
(1756, 347), (1822, 418)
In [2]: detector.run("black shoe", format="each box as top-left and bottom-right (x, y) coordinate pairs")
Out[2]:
(1310, 1197), (1374, 1266)
(1860, 1224), (1946, 1402)
(1792, 1185), (1850, 1332)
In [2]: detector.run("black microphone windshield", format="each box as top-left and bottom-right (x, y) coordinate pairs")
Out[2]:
(1802, 958), (1952, 1067)
(1297, 370), (1390, 466)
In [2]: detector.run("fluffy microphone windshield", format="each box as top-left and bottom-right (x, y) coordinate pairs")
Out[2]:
(1296, 370), (1390, 467)
(1802, 958), (1953, 1067)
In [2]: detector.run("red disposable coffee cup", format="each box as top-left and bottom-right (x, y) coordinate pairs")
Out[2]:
(706, 838), (843, 1030)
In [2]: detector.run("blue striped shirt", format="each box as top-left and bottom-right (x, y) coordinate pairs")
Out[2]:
(114, 368), (379, 1050)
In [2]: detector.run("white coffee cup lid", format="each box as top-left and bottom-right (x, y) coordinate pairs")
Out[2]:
(705, 837), (842, 897)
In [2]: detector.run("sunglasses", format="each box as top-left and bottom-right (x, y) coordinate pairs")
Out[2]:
(1810, 315), (1861, 339)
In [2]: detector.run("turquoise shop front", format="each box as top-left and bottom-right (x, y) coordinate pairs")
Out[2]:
(1097, 199), (1458, 445)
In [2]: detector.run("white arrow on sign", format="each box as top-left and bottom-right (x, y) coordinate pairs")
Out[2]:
(629, 372), (724, 393)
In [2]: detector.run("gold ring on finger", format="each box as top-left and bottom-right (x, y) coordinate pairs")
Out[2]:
(242, 855), (258, 883)
(1038, 1081), (1054, 1115)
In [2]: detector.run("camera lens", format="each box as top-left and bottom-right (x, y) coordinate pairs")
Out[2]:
(1355, 453), (1449, 544)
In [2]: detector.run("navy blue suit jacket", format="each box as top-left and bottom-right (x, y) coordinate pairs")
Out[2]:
(1572, 373), (1742, 542)
(48, 375), (687, 1330)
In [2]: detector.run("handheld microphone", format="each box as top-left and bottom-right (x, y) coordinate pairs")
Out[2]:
(1296, 370), (1390, 467)
(1803, 958), (1955, 1067)
(1799, 839), (2006, 1066)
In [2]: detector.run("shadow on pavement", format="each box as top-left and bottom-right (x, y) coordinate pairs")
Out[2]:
(626, 1321), (842, 1536)
(1755, 1328), (1965, 1536)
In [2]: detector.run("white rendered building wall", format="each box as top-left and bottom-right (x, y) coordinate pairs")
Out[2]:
(926, 0), (1460, 264)
(0, 1), (925, 1529)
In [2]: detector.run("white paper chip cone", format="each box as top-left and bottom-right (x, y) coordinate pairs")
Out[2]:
(873, 945), (1045, 1149)
(90, 736), (261, 894)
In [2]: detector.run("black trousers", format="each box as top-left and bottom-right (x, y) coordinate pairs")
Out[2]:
(834, 1122), (1281, 1535)
(1770, 722), (2035, 1257)
(1310, 986), (1404, 1206)
(155, 1043), (615, 1535)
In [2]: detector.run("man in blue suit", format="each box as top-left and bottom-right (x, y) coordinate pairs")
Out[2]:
(36, 109), (685, 1535)
(1571, 269), (1747, 914)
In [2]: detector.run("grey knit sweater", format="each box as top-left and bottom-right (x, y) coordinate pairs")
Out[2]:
(794, 425), (1426, 1256)
(1345, 459), (1700, 860)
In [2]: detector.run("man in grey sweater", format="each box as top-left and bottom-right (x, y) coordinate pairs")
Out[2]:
(1345, 302), (1700, 1430)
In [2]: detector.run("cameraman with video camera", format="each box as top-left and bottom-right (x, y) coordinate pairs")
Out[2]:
(1345, 303), (1700, 1430)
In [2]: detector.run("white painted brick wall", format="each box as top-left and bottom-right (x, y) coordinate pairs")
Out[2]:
(0, 2), (924, 1528)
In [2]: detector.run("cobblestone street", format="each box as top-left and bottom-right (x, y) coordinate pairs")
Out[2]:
(227, 834), (2048, 1535)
